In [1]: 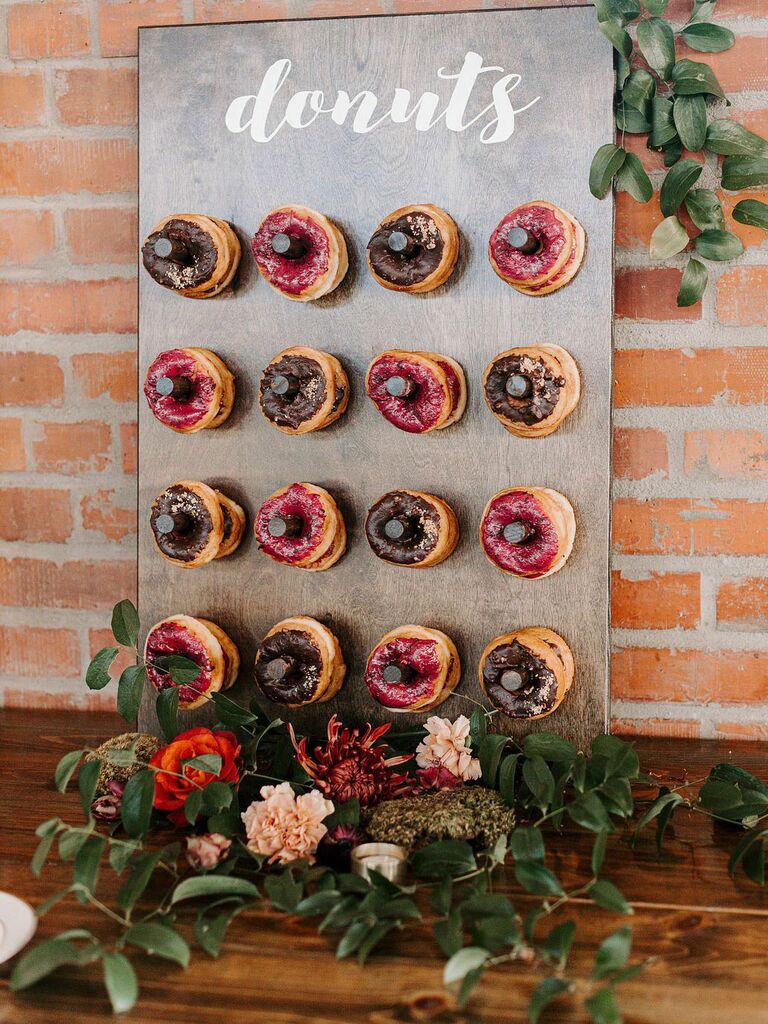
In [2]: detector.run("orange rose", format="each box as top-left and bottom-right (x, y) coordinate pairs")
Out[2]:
(150, 727), (240, 826)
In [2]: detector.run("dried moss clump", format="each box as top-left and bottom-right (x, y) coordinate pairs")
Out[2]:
(85, 732), (162, 795)
(366, 786), (515, 850)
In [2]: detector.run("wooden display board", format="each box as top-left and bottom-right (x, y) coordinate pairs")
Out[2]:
(138, 8), (614, 747)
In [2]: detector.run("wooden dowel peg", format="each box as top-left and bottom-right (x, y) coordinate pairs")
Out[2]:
(387, 230), (419, 257)
(269, 373), (300, 398)
(507, 226), (542, 255)
(382, 663), (415, 684)
(385, 375), (418, 399)
(268, 514), (303, 539)
(503, 520), (535, 545)
(499, 668), (526, 692)
(271, 233), (307, 260)
(155, 511), (192, 535)
(505, 373), (532, 399)
(383, 516), (415, 542)
(153, 235), (191, 263)
(264, 656), (296, 681)
(155, 375), (192, 400)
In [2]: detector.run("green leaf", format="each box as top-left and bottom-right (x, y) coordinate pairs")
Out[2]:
(323, 797), (360, 831)
(616, 103), (651, 134)
(444, 946), (489, 985)
(706, 120), (768, 158)
(622, 69), (656, 112)
(601, 777), (634, 817)
(184, 753), (223, 775)
(732, 199), (768, 231)
(211, 691), (260, 729)
(722, 156), (768, 191)
(357, 920), (398, 966)
(595, 0), (641, 23)
(509, 827), (545, 863)
(592, 830), (609, 876)
(642, 0), (669, 12)
(568, 793), (613, 833)
(183, 788), (203, 825)
(430, 876), (453, 917)
(694, 229), (744, 260)
(264, 870), (302, 912)
(592, 926), (633, 979)
(515, 861), (564, 897)
(433, 910), (463, 957)
(529, 976), (571, 1023)
(73, 835), (105, 901)
(120, 769), (155, 838)
(585, 987), (622, 1024)
(650, 97), (677, 148)
(117, 665), (145, 723)
(295, 890), (342, 917)
(589, 880), (633, 915)
(649, 215), (690, 260)
(195, 906), (241, 958)
(336, 919), (369, 959)
(498, 753), (519, 807)
(202, 780), (235, 815)
(522, 756), (555, 807)
(55, 749), (85, 793)
(660, 158), (703, 215)
(102, 952), (138, 1015)
(685, 189), (725, 230)
(636, 17), (675, 79)
(523, 733), (577, 763)
(479, 734), (508, 787)
(468, 707), (487, 751)
(412, 840), (476, 879)
(109, 842), (136, 876)
(59, 828), (91, 861)
(742, 837), (766, 885)
(85, 647), (118, 690)
(111, 599), (140, 648)
(123, 923), (191, 968)
(600, 20), (633, 58)
(589, 144), (627, 200)
(682, 22), (735, 53)
(615, 153), (654, 203)
(156, 686), (179, 742)
(541, 920), (577, 966)
(673, 95), (707, 151)
(173, 875), (260, 904)
(78, 758), (100, 818)
(116, 850), (163, 911)
(672, 58), (725, 99)
(677, 257), (708, 306)
(163, 654), (201, 684)
(10, 937), (91, 990)
(689, 0), (717, 23)
(31, 832), (56, 878)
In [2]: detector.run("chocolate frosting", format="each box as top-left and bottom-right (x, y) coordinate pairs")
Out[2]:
(482, 640), (558, 719)
(255, 629), (322, 705)
(150, 485), (214, 563)
(142, 218), (218, 291)
(219, 502), (233, 545)
(368, 212), (445, 287)
(366, 491), (441, 565)
(484, 353), (565, 427)
(260, 354), (328, 429)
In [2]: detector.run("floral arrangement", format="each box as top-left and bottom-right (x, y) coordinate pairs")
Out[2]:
(9, 600), (768, 1021)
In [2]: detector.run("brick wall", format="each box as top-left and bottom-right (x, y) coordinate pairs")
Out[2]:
(0, 0), (766, 736)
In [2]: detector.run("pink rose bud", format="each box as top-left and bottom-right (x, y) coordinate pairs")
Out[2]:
(186, 833), (232, 871)
(91, 794), (122, 822)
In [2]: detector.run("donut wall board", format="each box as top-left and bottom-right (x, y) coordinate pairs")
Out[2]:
(137, 8), (614, 746)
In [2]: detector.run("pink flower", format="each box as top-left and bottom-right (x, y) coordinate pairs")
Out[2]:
(91, 780), (125, 822)
(186, 833), (232, 871)
(417, 763), (465, 791)
(241, 782), (334, 866)
(415, 715), (482, 785)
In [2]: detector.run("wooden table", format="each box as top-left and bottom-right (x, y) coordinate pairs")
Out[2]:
(1, 708), (766, 1023)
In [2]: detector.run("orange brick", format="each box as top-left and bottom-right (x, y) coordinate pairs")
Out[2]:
(612, 571), (700, 630)
(99, 0), (184, 57)
(311, 0), (382, 11)
(685, 429), (768, 481)
(1, 353), (64, 407)
(193, 0), (288, 20)
(89, 628), (137, 678)
(615, 268), (702, 322)
(81, 489), (137, 541)
(120, 422), (137, 474)
(0, 419), (25, 471)
(715, 722), (768, 741)
(613, 427), (668, 481)
(615, 348), (768, 408)
(7, 1), (90, 57)
(717, 268), (768, 328)
(72, 352), (137, 402)
(0, 557), (136, 610)
(612, 647), (768, 703)
(717, 578), (768, 630)
(732, 109), (768, 140)
(623, 133), (665, 174)
(666, 0), (760, 17)
(32, 421), (112, 476)
(613, 498), (768, 556)
(55, 68), (137, 127)
(615, 192), (662, 250)
(677, 36), (768, 94)
(0, 626), (81, 679)
(0, 139), (137, 197)
(0, 71), (45, 127)
(0, 279), (136, 335)
(0, 211), (55, 267)
(721, 192), (768, 251)
(0, 487), (73, 543)
(64, 208), (137, 265)
(2, 687), (115, 712)
(611, 717), (701, 739)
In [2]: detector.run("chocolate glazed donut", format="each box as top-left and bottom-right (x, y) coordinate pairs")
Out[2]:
(480, 487), (576, 579)
(144, 348), (235, 433)
(483, 345), (580, 438)
(251, 205), (348, 302)
(366, 490), (459, 568)
(365, 625), (460, 713)
(142, 215), (241, 298)
(144, 615), (239, 710)
(255, 616), (346, 708)
(479, 627), (574, 719)
(259, 346), (349, 435)
(367, 204), (460, 293)
(150, 480), (245, 568)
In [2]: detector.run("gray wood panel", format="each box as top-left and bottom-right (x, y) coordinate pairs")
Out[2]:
(138, 8), (614, 747)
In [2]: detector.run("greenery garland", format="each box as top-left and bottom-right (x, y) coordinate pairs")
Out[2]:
(590, 0), (768, 306)
(10, 600), (768, 1021)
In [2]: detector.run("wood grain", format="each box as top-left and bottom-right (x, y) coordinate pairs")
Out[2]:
(137, 8), (615, 747)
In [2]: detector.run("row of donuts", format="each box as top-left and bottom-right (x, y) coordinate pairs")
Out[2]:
(149, 480), (576, 580)
(145, 613), (574, 720)
(142, 201), (586, 302)
(145, 344), (581, 439)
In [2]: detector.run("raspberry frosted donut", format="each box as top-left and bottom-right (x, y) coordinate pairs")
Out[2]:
(251, 205), (348, 301)
(255, 616), (346, 707)
(150, 481), (244, 568)
(144, 615), (238, 710)
(366, 204), (459, 293)
(489, 202), (584, 295)
(143, 348), (234, 433)
(480, 487), (575, 579)
(366, 350), (465, 434)
(254, 482), (345, 571)
(365, 490), (459, 568)
(365, 625), (460, 713)
(483, 345), (580, 438)
(479, 627), (574, 719)
(142, 215), (241, 298)
(259, 346), (349, 434)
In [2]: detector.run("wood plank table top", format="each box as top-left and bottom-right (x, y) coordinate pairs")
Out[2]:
(1, 708), (766, 1023)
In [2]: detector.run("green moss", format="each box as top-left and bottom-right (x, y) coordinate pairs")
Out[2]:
(85, 732), (162, 794)
(366, 786), (515, 850)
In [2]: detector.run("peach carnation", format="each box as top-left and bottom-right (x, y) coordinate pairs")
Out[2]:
(241, 782), (334, 866)
(415, 715), (482, 783)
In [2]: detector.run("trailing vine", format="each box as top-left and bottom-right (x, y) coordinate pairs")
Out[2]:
(590, 0), (768, 306)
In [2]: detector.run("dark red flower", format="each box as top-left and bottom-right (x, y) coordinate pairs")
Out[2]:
(417, 763), (464, 791)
